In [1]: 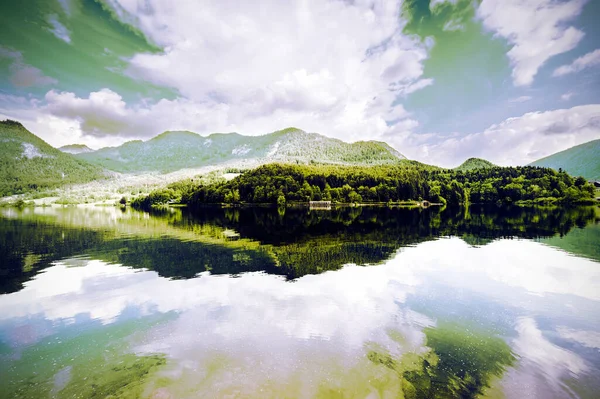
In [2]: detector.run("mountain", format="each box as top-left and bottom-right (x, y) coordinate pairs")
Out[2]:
(59, 144), (94, 154)
(75, 127), (407, 173)
(454, 158), (496, 171)
(529, 139), (600, 180)
(0, 120), (104, 197)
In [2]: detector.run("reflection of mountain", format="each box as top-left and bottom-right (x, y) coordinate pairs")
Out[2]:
(0, 205), (597, 293)
(539, 221), (600, 263)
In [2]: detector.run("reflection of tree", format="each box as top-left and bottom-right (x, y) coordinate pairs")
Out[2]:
(1, 205), (597, 294)
(0, 219), (105, 294)
(178, 205), (598, 278)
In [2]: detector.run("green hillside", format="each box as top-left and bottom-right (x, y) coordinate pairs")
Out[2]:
(454, 157), (496, 171)
(75, 127), (406, 173)
(0, 120), (104, 196)
(529, 139), (600, 180)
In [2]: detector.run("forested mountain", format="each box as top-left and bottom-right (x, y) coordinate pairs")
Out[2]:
(0, 120), (104, 196)
(59, 144), (94, 154)
(530, 139), (600, 180)
(455, 158), (496, 171)
(75, 128), (406, 173)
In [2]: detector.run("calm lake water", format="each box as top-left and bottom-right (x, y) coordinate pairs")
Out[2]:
(1, 205), (599, 398)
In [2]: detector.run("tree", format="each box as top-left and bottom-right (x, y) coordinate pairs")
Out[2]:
(277, 194), (286, 208)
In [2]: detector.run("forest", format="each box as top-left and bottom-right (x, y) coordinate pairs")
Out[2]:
(131, 162), (597, 209)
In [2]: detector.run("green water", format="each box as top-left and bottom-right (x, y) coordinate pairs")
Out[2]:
(0, 205), (599, 398)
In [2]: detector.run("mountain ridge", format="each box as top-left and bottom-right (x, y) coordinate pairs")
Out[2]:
(529, 139), (600, 180)
(75, 127), (407, 173)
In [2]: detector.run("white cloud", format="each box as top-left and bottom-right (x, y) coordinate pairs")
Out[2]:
(94, 0), (427, 143)
(553, 48), (600, 77)
(561, 92), (575, 101)
(0, 47), (58, 88)
(41, 88), (270, 141)
(442, 19), (465, 32)
(400, 104), (600, 167)
(395, 78), (434, 97)
(57, 0), (72, 16)
(46, 14), (71, 43)
(478, 0), (586, 86)
(430, 0), (458, 10)
(509, 95), (532, 103)
(1, 1), (435, 149)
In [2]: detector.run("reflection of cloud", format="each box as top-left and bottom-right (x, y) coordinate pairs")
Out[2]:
(557, 326), (600, 350)
(499, 317), (588, 399)
(1, 235), (598, 395)
(515, 317), (587, 376)
(0, 253), (432, 396)
(0, 256), (426, 347)
(399, 238), (600, 301)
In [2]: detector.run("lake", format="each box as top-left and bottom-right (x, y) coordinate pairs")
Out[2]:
(1, 205), (599, 399)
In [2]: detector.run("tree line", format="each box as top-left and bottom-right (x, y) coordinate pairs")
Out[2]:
(132, 163), (596, 209)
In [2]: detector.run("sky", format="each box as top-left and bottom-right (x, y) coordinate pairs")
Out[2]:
(0, 0), (599, 167)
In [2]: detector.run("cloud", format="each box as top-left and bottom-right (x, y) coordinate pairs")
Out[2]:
(45, 89), (145, 137)
(0, 1), (434, 149)
(0, 47), (58, 88)
(400, 104), (600, 167)
(430, 0), (458, 10)
(393, 78), (434, 97)
(96, 0), (427, 142)
(442, 19), (465, 32)
(46, 14), (71, 43)
(477, 0), (586, 86)
(57, 0), (72, 16)
(509, 95), (532, 103)
(553, 48), (600, 77)
(561, 92), (575, 101)
(43, 88), (223, 140)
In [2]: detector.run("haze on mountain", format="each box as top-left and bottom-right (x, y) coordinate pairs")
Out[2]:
(59, 144), (94, 155)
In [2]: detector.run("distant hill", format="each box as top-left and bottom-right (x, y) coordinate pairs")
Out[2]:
(529, 139), (600, 180)
(75, 127), (407, 173)
(0, 120), (104, 196)
(59, 144), (94, 154)
(454, 158), (496, 171)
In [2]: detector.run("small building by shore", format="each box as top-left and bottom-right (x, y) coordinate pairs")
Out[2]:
(309, 200), (332, 210)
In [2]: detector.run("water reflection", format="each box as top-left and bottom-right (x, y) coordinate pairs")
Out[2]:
(0, 206), (599, 398)
(1, 205), (598, 294)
